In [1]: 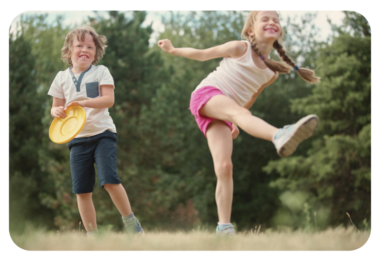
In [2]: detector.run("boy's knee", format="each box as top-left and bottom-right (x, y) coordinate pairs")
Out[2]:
(76, 192), (92, 199)
(103, 183), (119, 191)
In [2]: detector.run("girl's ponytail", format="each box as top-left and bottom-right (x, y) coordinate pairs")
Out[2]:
(272, 41), (320, 83)
(242, 11), (320, 84)
(250, 37), (320, 84)
(250, 36), (292, 74)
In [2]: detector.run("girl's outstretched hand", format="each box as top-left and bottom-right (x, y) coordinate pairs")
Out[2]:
(158, 39), (174, 54)
(231, 124), (240, 139)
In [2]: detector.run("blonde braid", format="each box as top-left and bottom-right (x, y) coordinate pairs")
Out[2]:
(273, 40), (320, 83)
(249, 36), (292, 74)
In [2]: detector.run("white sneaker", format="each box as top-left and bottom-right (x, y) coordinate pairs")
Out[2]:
(123, 216), (145, 234)
(216, 223), (236, 235)
(273, 114), (319, 157)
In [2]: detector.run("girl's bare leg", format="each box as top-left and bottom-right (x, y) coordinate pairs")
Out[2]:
(200, 95), (278, 141)
(206, 120), (234, 224)
(77, 193), (97, 232)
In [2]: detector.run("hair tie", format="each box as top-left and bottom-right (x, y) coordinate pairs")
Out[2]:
(260, 55), (265, 61)
(294, 66), (299, 71)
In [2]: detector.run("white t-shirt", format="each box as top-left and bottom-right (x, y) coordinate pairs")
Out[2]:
(195, 40), (275, 106)
(48, 65), (117, 138)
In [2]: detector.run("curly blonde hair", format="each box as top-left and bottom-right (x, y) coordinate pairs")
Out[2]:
(61, 25), (107, 66)
(241, 11), (320, 83)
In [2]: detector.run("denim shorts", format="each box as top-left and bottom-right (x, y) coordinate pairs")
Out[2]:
(68, 130), (121, 194)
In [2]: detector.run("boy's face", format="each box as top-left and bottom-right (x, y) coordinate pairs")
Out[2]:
(70, 33), (96, 69)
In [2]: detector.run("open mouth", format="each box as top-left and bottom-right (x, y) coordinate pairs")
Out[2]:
(265, 28), (278, 33)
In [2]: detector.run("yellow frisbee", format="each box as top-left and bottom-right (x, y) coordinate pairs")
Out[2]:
(49, 106), (86, 144)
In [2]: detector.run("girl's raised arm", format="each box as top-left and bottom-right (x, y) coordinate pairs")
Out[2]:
(158, 39), (247, 61)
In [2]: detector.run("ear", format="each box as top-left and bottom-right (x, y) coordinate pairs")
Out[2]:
(247, 28), (255, 37)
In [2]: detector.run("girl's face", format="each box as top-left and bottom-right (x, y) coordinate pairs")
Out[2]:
(249, 11), (282, 43)
(70, 33), (96, 69)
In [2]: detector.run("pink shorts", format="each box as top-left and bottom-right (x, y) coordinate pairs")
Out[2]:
(189, 86), (233, 137)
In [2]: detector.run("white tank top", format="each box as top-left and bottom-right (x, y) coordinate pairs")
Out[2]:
(195, 40), (275, 106)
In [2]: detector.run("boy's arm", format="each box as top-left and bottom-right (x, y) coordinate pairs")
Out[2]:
(64, 85), (115, 110)
(158, 39), (248, 61)
(243, 72), (279, 110)
(51, 97), (66, 118)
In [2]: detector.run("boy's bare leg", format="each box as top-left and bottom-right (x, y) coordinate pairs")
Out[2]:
(103, 183), (132, 217)
(76, 192), (97, 232)
(104, 183), (144, 234)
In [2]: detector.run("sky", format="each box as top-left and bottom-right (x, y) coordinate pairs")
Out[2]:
(9, 10), (346, 46)
(3, 0), (379, 260)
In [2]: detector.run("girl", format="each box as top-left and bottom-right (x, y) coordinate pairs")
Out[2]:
(158, 11), (320, 234)
(48, 26), (144, 235)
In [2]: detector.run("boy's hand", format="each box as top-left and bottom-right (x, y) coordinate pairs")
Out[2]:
(51, 106), (66, 118)
(64, 100), (86, 111)
(158, 39), (175, 54)
(231, 124), (240, 139)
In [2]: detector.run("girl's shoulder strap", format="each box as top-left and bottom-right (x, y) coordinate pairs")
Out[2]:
(241, 39), (251, 48)
(237, 40), (252, 59)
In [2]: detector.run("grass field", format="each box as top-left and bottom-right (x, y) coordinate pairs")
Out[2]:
(11, 227), (370, 251)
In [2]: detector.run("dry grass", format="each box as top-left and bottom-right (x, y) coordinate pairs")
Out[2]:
(11, 227), (370, 251)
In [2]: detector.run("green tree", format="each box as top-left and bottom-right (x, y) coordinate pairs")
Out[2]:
(18, 15), (78, 230)
(10, 11), (352, 232)
(140, 11), (323, 229)
(9, 32), (53, 233)
(263, 11), (371, 229)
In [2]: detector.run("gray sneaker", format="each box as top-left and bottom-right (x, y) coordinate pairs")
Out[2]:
(86, 230), (99, 236)
(123, 216), (145, 234)
(273, 114), (319, 157)
(216, 223), (236, 235)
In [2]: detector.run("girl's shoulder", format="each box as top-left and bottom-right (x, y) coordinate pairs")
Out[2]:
(239, 40), (252, 53)
(236, 40), (249, 54)
(224, 40), (249, 59)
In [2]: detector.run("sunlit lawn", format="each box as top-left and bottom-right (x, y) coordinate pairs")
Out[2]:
(11, 227), (370, 251)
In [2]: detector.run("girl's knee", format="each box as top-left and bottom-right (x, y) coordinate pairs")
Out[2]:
(240, 107), (252, 116)
(215, 160), (233, 179)
(232, 107), (251, 119)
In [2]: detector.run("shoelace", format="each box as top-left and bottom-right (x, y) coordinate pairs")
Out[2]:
(276, 125), (292, 139)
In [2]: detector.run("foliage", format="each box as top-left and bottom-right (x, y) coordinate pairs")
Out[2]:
(9, 32), (53, 233)
(263, 12), (371, 229)
(9, 11), (370, 233)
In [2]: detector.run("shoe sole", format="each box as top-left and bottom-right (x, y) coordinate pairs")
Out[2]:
(278, 115), (319, 157)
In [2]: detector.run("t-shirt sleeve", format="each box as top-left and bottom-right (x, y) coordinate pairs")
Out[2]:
(47, 72), (65, 99)
(99, 66), (115, 88)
